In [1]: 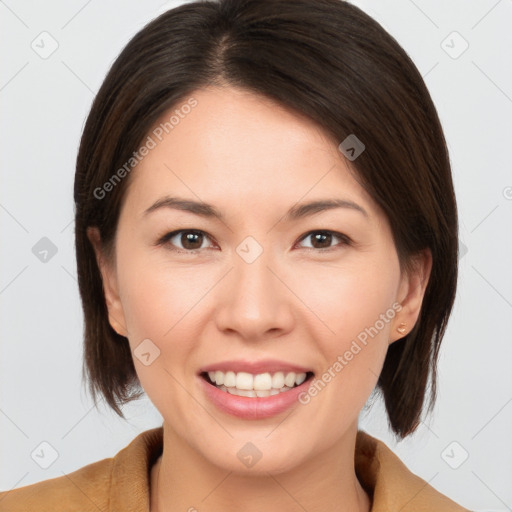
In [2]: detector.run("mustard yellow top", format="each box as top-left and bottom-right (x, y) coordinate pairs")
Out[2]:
(0, 427), (471, 511)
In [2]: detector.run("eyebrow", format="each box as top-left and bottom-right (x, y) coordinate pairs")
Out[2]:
(143, 196), (369, 221)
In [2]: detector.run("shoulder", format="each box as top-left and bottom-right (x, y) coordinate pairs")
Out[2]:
(0, 457), (112, 512)
(0, 426), (163, 512)
(355, 430), (472, 511)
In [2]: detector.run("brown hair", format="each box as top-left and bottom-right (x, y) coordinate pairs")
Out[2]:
(74, 0), (458, 439)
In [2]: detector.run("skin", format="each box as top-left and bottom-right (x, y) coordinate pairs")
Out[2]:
(88, 85), (431, 512)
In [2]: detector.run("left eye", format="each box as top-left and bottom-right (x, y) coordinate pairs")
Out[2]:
(296, 230), (351, 250)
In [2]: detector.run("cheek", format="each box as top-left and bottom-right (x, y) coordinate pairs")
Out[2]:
(114, 244), (216, 395)
(117, 244), (212, 339)
(115, 252), (213, 413)
(295, 256), (400, 341)
(295, 255), (400, 396)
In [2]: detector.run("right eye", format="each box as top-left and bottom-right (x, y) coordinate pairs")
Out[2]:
(157, 229), (217, 254)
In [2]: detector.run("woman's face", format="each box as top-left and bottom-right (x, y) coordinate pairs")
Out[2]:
(92, 86), (429, 474)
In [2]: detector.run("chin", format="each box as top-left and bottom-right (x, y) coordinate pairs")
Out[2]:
(195, 433), (310, 476)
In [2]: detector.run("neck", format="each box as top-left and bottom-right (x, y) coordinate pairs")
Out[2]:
(150, 422), (371, 512)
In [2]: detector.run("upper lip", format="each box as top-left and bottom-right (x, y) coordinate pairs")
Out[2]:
(199, 359), (313, 375)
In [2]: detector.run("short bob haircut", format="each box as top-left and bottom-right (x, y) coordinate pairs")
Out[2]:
(74, 0), (458, 439)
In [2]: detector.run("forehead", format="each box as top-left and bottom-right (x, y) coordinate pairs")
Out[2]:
(122, 86), (377, 220)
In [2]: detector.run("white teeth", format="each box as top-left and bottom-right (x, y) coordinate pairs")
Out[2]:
(295, 373), (307, 385)
(222, 385), (257, 397)
(218, 385), (292, 398)
(272, 372), (285, 388)
(234, 388), (257, 397)
(284, 372), (296, 387)
(236, 372), (253, 390)
(214, 370), (224, 386)
(223, 371), (236, 388)
(206, 370), (308, 396)
(254, 373), (272, 390)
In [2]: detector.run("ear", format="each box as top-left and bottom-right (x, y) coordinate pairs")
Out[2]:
(389, 248), (432, 344)
(86, 226), (128, 338)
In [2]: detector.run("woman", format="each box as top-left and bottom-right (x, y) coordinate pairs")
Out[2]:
(0, 0), (471, 510)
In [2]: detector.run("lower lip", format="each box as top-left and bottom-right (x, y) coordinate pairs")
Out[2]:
(198, 374), (313, 420)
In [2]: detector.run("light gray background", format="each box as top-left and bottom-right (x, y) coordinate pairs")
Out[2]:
(1, 1), (511, 510)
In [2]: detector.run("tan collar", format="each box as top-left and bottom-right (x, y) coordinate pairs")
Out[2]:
(354, 430), (469, 511)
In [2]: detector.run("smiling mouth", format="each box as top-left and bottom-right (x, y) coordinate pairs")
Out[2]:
(200, 370), (315, 398)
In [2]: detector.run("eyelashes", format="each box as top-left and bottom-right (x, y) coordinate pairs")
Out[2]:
(156, 229), (353, 254)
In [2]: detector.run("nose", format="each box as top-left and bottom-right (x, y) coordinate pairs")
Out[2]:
(214, 248), (295, 341)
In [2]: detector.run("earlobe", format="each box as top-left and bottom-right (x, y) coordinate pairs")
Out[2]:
(389, 248), (432, 344)
(86, 227), (128, 338)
